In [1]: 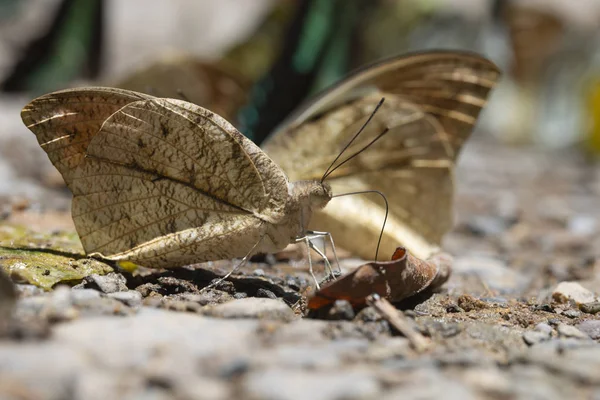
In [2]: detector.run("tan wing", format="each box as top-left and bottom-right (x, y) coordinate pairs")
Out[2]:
(264, 94), (452, 260)
(273, 51), (500, 159)
(21, 87), (154, 186)
(22, 90), (290, 268)
(264, 51), (499, 260)
(114, 54), (249, 123)
(70, 158), (269, 268)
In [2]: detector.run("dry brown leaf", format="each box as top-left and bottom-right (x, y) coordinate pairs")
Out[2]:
(307, 247), (452, 310)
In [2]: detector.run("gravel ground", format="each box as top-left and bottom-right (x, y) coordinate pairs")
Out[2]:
(0, 137), (599, 400)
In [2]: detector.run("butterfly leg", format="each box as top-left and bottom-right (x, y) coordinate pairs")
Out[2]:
(200, 234), (264, 293)
(307, 239), (336, 284)
(306, 230), (341, 278)
(294, 235), (320, 289)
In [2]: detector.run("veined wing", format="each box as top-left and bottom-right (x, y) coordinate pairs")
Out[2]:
(264, 94), (456, 260)
(22, 90), (290, 267)
(21, 87), (154, 186)
(271, 51), (500, 159)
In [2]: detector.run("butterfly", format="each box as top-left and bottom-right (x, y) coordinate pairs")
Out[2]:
(263, 51), (500, 260)
(21, 51), (499, 275)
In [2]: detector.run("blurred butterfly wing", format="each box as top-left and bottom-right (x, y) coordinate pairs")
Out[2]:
(115, 56), (249, 123)
(22, 91), (290, 268)
(264, 94), (452, 259)
(263, 52), (500, 260)
(272, 51), (500, 159)
(21, 87), (153, 186)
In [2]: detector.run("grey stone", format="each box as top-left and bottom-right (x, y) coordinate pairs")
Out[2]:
(86, 272), (128, 293)
(438, 349), (495, 367)
(73, 372), (147, 400)
(52, 308), (259, 370)
(202, 298), (296, 321)
(107, 290), (143, 307)
(255, 344), (343, 369)
(14, 283), (43, 297)
(552, 282), (597, 305)
(581, 301), (600, 314)
(557, 324), (590, 339)
(576, 320), (600, 340)
(381, 370), (476, 400)
(327, 300), (355, 320)
(523, 341), (600, 384)
(562, 309), (581, 318)
(243, 369), (380, 400)
(523, 330), (551, 346)
(256, 288), (277, 299)
(534, 323), (554, 335)
(70, 288), (102, 304)
(269, 319), (330, 344)
(0, 343), (87, 400)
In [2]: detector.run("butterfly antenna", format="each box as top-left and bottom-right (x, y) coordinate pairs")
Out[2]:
(320, 98), (385, 183)
(176, 89), (190, 102)
(322, 126), (390, 181)
(331, 190), (388, 261)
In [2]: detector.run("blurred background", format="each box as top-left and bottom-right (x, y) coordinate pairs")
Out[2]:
(1, 0), (600, 227)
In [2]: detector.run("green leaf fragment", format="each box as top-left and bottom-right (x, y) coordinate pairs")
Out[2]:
(0, 225), (113, 290)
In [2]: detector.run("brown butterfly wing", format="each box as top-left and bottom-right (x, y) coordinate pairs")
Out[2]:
(115, 55), (249, 123)
(263, 52), (500, 260)
(22, 90), (290, 268)
(274, 51), (500, 158)
(20, 87), (154, 187)
(265, 94), (453, 260)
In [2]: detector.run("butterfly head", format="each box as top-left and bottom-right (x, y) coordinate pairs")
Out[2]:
(291, 180), (332, 210)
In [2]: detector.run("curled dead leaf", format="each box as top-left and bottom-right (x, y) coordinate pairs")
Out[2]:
(308, 247), (452, 310)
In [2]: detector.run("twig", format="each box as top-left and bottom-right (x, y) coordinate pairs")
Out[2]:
(366, 293), (430, 352)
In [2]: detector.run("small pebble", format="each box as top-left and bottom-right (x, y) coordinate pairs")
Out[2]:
(327, 300), (355, 320)
(457, 294), (488, 311)
(70, 289), (101, 304)
(15, 284), (44, 297)
(562, 309), (581, 319)
(425, 321), (462, 339)
(523, 330), (551, 346)
(552, 282), (597, 305)
(354, 307), (381, 323)
(85, 273), (128, 294)
(135, 283), (162, 297)
(253, 269), (265, 276)
(256, 288), (277, 299)
(234, 292), (248, 299)
(534, 323), (554, 335)
(534, 304), (554, 313)
(557, 324), (590, 339)
(446, 304), (464, 313)
(580, 301), (600, 314)
(576, 320), (600, 340)
(107, 290), (142, 307)
(547, 318), (562, 327)
(203, 298), (296, 321)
